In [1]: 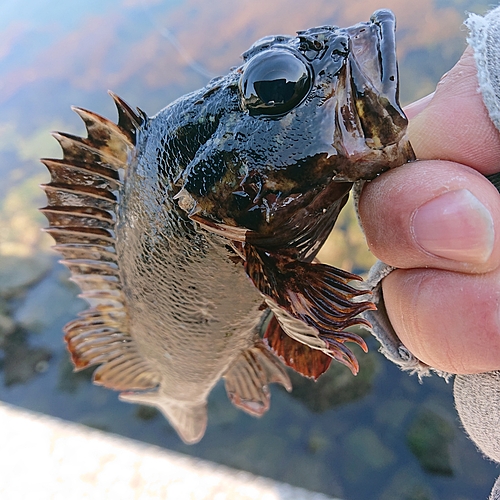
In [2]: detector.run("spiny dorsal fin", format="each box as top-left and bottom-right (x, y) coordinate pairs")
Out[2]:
(108, 91), (143, 143)
(41, 94), (159, 393)
(223, 339), (291, 416)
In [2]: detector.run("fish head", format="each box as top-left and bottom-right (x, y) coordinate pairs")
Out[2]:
(177, 9), (414, 253)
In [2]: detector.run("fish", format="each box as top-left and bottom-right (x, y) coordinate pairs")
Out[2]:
(41, 9), (415, 444)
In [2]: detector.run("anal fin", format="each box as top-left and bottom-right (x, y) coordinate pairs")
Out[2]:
(223, 340), (291, 417)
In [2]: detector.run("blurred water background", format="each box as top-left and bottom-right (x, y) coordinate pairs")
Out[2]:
(0, 1), (498, 499)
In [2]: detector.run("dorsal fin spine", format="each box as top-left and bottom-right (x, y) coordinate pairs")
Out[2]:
(108, 90), (143, 136)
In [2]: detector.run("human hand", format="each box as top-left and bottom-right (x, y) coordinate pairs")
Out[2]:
(358, 47), (500, 374)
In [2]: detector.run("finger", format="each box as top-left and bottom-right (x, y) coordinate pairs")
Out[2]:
(383, 266), (500, 374)
(358, 160), (500, 273)
(407, 47), (500, 174)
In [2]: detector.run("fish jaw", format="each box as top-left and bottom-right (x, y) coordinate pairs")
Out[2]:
(329, 9), (416, 181)
(120, 391), (208, 445)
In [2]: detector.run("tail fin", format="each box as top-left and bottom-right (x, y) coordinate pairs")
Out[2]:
(120, 391), (207, 444)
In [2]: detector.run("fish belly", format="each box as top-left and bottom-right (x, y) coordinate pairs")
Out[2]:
(116, 154), (264, 403)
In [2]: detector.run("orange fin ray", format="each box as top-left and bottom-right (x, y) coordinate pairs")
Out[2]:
(319, 334), (361, 374)
(53, 244), (118, 264)
(41, 158), (121, 191)
(108, 90), (144, 142)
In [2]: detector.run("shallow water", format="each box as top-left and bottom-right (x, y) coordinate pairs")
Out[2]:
(0, 1), (498, 498)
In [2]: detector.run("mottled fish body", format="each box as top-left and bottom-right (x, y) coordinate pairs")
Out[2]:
(42, 10), (414, 443)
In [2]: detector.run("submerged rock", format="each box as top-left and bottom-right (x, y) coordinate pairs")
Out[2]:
(288, 342), (378, 412)
(0, 313), (15, 344)
(379, 466), (436, 500)
(345, 427), (396, 470)
(135, 405), (160, 421)
(2, 329), (52, 386)
(57, 357), (93, 394)
(406, 408), (455, 476)
(0, 254), (52, 299)
(13, 265), (82, 333)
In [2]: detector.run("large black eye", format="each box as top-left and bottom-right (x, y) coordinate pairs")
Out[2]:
(240, 49), (312, 116)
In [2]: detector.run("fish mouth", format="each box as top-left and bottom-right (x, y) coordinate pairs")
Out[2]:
(331, 9), (414, 180)
(348, 9), (408, 141)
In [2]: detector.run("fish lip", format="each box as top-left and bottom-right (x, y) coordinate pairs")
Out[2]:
(342, 10), (408, 153)
(324, 10), (414, 182)
(369, 9), (402, 114)
(346, 9), (403, 114)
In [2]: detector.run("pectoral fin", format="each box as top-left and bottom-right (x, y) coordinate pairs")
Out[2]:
(119, 391), (207, 445)
(223, 340), (291, 417)
(245, 245), (372, 374)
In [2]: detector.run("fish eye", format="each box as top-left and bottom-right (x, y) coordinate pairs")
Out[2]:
(240, 49), (312, 116)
